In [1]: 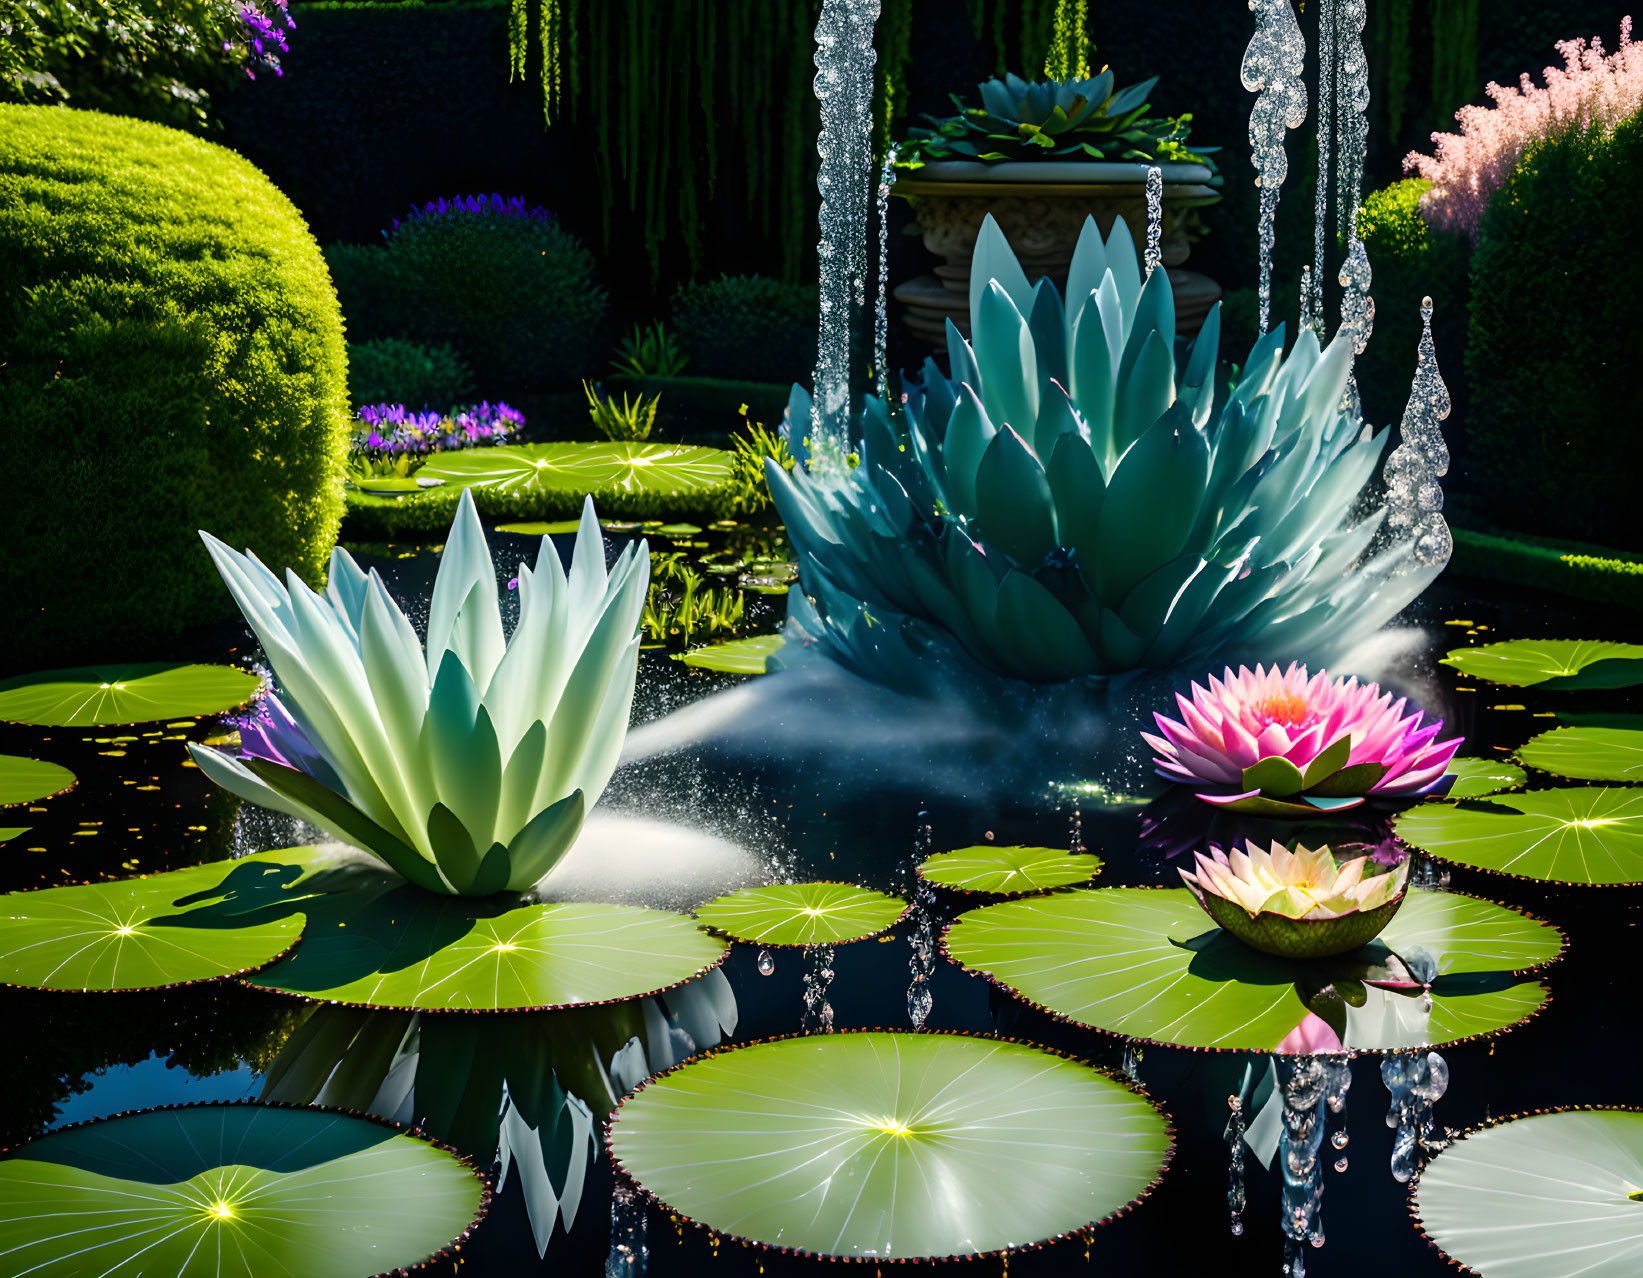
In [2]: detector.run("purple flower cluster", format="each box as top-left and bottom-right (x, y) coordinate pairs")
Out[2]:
(351, 401), (524, 458)
(389, 194), (557, 236)
(237, 0), (294, 80)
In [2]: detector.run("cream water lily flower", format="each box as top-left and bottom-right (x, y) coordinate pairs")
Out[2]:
(1181, 840), (1409, 958)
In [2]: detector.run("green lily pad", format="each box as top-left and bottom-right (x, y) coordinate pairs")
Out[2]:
(1443, 757), (1528, 798)
(497, 520), (584, 535)
(0, 1104), (485, 1277)
(1441, 639), (1643, 689)
(1556, 712), (1643, 731)
(0, 755), (76, 806)
(1518, 727), (1643, 783)
(608, 1031), (1171, 1260)
(1395, 787), (1643, 885)
(942, 887), (1559, 1053)
(657, 523), (702, 537)
(248, 887), (729, 1011)
(0, 858), (310, 991)
(917, 845), (1104, 895)
(1413, 1108), (1643, 1278)
(0, 662), (261, 726)
(692, 882), (908, 947)
(0, 828), (26, 844)
(676, 634), (785, 674)
(421, 442), (736, 503)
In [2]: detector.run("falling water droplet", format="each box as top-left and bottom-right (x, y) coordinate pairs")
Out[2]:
(1241, 0), (1308, 333)
(872, 144), (898, 402)
(1334, 1158), (1349, 1173)
(757, 949), (775, 976)
(1332, 1131), (1349, 1149)
(1385, 297), (1453, 569)
(1143, 166), (1164, 278)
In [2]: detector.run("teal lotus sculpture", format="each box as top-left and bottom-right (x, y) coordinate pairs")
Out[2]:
(767, 214), (1440, 687)
(189, 492), (649, 895)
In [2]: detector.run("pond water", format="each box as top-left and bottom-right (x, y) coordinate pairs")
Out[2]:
(4, 522), (1638, 1277)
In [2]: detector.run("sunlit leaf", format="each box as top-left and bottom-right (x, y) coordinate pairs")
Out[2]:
(943, 887), (1558, 1052)
(0, 755), (76, 807)
(676, 635), (785, 674)
(0, 663), (261, 726)
(692, 882), (908, 946)
(1395, 787), (1643, 885)
(1440, 639), (1643, 690)
(1442, 757), (1527, 798)
(0, 858), (309, 991)
(1518, 726), (1643, 783)
(421, 442), (736, 503)
(609, 1032), (1171, 1259)
(1413, 1108), (1643, 1278)
(0, 1104), (485, 1277)
(917, 844), (1103, 895)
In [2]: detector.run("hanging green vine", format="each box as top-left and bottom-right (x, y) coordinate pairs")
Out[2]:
(1042, 0), (1089, 80)
(1370, 0), (1414, 139)
(1429, 0), (1479, 124)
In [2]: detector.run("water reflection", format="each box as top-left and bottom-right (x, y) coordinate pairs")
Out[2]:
(261, 970), (738, 1255)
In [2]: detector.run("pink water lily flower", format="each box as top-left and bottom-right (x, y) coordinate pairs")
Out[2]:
(1144, 663), (1462, 817)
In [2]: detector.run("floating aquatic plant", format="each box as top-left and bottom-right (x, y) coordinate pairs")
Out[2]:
(608, 1031), (1172, 1260)
(1440, 638), (1643, 690)
(1144, 663), (1461, 816)
(1395, 786), (1643, 886)
(943, 886), (1561, 1052)
(0, 662), (261, 727)
(1412, 1107), (1643, 1278)
(1180, 840), (1408, 958)
(190, 491), (648, 896)
(917, 844), (1104, 895)
(769, 215), (1443, 690)
(692, 882), (908, 947)
(0, 1104), (486, 1278)
(0, 754), (75, 807)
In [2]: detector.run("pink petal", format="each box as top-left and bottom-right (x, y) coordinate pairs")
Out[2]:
(1277, 1014), (1343, 1054)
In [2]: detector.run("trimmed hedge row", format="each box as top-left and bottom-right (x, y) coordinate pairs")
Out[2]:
(1467, 116), (1643, 548)
(0, 105), (348, 671)
(1451, 528), (1643, 613)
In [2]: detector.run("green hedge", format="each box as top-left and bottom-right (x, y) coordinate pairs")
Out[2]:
(1451, 528), (1643, 613)
(1353, 178), (1471, 436)
(671, 275), (817, 384)
(1467, 116), (1643, 548)
(347, 337), (474, 410)
(326, 210), (607, 392)
(0, 105), (348, 671)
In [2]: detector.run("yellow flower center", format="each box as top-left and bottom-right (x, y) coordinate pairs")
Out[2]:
(1254, 690), (1312, 727)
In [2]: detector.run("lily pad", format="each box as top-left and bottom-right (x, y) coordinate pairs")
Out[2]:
(1440, 639), (1643, 690)
(1413, 1108), (1643, 1278)
(1442, 757), (1528, 798)
(0, 662), (261, 726)
(0, 858), (309, 991)
(0, 828), (26, 844)
(657, 523), (703, 537)
(608, 1031), (1171, 1260)
(1395, 787), (1643, 885)
(1518, 726), (1643, 783)
(421, 442), (736, 504)
(497, 519), (584, 535)
(942, 887), (1559, 1053)
(692, 882), (908, 947)
(917, 845), (1104, 895)
(0, 755), (76, 806)
(0, 1104), (485, 1277)
(676, 634), (785, 674)
(247, 888), (729, 1011)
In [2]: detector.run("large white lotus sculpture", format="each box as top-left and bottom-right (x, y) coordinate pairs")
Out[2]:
(190, 491), (649, 895)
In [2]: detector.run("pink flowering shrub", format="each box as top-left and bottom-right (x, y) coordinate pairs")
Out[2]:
(1405, 18), (1643, 241)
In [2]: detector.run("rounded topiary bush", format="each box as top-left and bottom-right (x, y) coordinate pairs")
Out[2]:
(326, 203), (608, 390)
(0, 105), (349, 671)
(1468, 117), (1643, 549)
(671, 274), (817, 383)
(1354, 178), (1470, 443)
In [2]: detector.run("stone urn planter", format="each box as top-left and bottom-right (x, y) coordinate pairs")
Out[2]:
(892, 160), (1222, 345)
